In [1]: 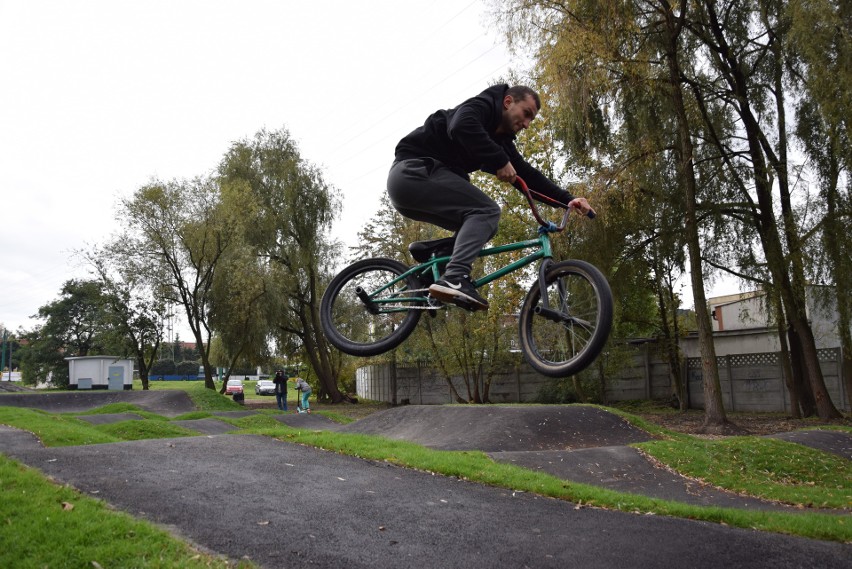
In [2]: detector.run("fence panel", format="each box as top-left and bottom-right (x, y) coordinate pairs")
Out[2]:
(357, 346), (849, 413)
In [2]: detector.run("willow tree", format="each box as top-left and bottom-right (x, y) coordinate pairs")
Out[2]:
(494, 0), (733, 429)
(788, 0), (852, 412)
(207, 238), (275, 393)
(217, 128), (348, 403)
(684, 0), (841, 418)
(120, 178), (230, 390)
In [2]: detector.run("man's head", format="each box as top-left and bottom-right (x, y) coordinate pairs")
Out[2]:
(499, 86), (541, 134)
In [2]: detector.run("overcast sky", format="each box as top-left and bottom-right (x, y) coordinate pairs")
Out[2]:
(0, 0), (524, 334)
(1, 0), (733, 340)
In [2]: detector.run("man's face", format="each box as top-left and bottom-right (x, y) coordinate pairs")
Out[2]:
(500, 94), (538, 134)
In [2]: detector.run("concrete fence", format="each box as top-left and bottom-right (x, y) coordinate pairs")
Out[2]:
(683, 348), (848, 413)
(356, 345), (850, 413)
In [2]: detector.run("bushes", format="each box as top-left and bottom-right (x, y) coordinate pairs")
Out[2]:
(151, 360), (200, 377)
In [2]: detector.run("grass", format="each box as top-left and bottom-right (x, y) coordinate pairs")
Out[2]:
(638, 437), (850, 509)
(94, 419), (203, 441)
(235, 423), (850, 542)
(0, 382), (850, 557)
(0, 456), (251, 568)
(74, 402), (170, 420)
(0, 407), (122, 446)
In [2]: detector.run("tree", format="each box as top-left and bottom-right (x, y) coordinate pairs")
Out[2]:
(494, 0), (732, 429)
(217, 128), (349, 402)
(18, 280), (114, 387)
(120, 178), (232, 390)
(684, 0), (841, 418)
(788, 0), (852, 413)
(80, 242), (166, 390)
(208, 239), (275, 392)
(495, 0), (848, 420)
(1, 326), (22, 377)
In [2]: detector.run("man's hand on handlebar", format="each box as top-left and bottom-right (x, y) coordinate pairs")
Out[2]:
(568, 197), (596, 218)
(496, 162), (517, 183)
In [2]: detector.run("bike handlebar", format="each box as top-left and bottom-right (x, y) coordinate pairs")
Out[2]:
(512, 176), (595, 232)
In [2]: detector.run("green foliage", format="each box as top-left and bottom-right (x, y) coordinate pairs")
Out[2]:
(175, 360), (201, 377)
(17, 279), (127, 387)
(151, 359), (177, 375)
(217, 127), (347, 401)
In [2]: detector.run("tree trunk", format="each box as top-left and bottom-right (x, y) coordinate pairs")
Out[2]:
(656, 265), (685, 410)
(822, 148), (852, 413)
(787, 321), (816, 416)
(302, 290), (349, 403)
(771, 291), (800, 418)
(661, 2), (728, 431)
(137, 357), (150, 391)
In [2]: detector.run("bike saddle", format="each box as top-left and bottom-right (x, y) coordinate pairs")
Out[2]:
(408, 236), (456, 263)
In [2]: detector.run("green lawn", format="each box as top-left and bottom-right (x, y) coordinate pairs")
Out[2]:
(0, 452), (252, 569)
(0, 381), (849, 569)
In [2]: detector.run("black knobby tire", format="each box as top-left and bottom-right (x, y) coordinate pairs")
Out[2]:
(518, 260), (613, 377)
(320, 258), (423, 356)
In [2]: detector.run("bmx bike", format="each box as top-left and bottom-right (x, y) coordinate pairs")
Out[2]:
(320, 177), (613, 378)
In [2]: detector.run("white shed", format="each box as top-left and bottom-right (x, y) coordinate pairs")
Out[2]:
(66, 356), (134, 390)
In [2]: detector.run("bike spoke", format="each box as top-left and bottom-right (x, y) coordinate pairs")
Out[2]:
(520, 261), (611, 376)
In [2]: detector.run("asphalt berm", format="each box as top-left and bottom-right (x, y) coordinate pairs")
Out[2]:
(0, 390), (849, 568)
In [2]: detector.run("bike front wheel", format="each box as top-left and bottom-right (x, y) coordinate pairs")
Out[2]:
(320, 258), (424, 357)
(518, 260), (613, 377)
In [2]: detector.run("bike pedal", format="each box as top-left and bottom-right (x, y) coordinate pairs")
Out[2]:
(452, 298), (487, 312)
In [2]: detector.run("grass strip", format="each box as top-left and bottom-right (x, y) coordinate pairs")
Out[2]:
(72, 402), (169, 421)
(0, 455), (253, 568)
(637, 437), (851, 509)
(235, 423), (852, 543)
(0, 407), (121, 446)
(92, 419), (202, 441)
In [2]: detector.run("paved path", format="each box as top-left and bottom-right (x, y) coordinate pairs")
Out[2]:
(1, 392), (849, 568)
(1, 428), (848, 569)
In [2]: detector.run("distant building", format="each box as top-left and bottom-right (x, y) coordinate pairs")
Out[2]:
(692, 286), (842, 355)
(66, 356), (134, 390)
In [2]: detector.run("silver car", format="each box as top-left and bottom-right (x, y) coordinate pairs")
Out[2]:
(255, 379), (276, 395)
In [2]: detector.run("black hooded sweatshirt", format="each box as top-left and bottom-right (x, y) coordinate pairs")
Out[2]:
(394, 83), (574, 207)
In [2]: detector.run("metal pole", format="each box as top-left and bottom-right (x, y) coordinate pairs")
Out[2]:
(1, 330), (6, 371)
(1, 330), (6, 378)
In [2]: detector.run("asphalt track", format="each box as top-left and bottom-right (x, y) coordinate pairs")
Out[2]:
(0, 391), (849, 568)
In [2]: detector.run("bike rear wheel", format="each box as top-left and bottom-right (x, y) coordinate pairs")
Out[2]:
(518, 260), (613, 377)
(320, 258), (424, 356)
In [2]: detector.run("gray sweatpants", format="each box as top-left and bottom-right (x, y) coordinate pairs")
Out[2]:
(387, 158), (501, 280)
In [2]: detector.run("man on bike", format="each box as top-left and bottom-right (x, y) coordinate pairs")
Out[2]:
(387, 84), (594, 311)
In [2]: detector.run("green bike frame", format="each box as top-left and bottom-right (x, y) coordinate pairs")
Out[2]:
(364, 232), (555, 313)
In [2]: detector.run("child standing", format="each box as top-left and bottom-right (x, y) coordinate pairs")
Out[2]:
(293, 377), (312, 413)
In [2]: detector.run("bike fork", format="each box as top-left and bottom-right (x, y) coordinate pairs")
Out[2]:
(535, 259), (568, 323)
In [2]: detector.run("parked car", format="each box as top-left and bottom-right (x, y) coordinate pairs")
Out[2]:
(225, 378), (244, 395)
(255, 379), (276, 395)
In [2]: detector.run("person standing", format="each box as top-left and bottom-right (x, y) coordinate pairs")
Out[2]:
(387, 84), (594, 310)
(293, 377), (312, 413)
(273, 370), (288, 412)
